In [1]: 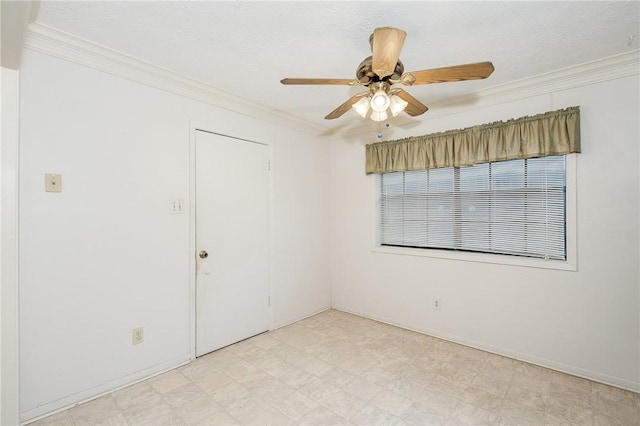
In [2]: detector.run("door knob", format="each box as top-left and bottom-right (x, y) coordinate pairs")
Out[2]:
(199, 250), (209, 259)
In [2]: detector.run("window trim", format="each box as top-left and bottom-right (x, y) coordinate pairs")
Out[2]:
(371, 154), (577, 271)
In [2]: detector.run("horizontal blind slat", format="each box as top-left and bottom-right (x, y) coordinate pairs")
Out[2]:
(379, 156), (566, 260)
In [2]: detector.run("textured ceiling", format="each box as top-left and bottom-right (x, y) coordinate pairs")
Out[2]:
(33, 1), (640, 133)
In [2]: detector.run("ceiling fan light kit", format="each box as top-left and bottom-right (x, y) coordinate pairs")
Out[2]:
(280, 26), (495, 122)
(370, 87), (391, 112)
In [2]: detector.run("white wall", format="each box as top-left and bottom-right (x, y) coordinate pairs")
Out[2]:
(2, 66), (20, 426)
(331, 75), (640, 391)
(18, 50), (331, 421)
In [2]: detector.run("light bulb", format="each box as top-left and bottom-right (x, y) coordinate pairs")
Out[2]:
(351, 97), (370, 118)
(370, 89), (390, 112)
(389, 95), (408, 117)
(370, 110), (388, 122)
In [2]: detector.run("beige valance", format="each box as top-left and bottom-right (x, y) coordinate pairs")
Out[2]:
(365, 106), (581, 174)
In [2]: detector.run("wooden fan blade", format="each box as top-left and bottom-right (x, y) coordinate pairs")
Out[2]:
(280, 78), (356, 85)
(371, 27), (407, 78)
(407, 62), (494, 85)
(395, 89), (429, 116)
(324, 92), (369, 120)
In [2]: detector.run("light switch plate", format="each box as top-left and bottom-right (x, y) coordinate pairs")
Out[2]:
(169, 199), (185, 214)
(45, 174), (62, 192)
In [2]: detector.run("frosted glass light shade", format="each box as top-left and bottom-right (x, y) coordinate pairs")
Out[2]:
(352, 97), (370, 118)
(370, 89), (390, 112)
(389, 95), (408, 116)
(370, 110), (388, 122)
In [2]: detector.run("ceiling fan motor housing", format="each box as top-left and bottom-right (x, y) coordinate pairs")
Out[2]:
(356, 56), (405, 83)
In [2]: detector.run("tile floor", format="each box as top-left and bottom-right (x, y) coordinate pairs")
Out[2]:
(31, 309), (639, 425)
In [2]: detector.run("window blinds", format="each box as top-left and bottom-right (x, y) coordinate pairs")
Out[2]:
(379, 156), (566, 260)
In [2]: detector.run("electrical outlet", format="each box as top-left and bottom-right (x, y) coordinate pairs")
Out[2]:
(169, 199), (184, 214)
(132, 327), (144, 345)
(433, 299), (441, 310)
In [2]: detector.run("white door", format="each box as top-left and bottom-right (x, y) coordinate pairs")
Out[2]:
(195, 130), (270, 357)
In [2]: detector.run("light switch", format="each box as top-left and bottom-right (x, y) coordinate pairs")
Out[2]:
(169, 199), (185, 214)
(45, 174), (62, 192)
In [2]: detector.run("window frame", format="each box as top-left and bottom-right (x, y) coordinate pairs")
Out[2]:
(371, 154), (577, 271)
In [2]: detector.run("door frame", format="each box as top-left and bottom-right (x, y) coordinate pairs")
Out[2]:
(188, 122), (274, 360)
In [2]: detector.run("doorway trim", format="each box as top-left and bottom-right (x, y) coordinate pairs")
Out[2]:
(188, 122), (274, 361)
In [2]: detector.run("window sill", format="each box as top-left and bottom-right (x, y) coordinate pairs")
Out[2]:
(372, 245), (577, 271)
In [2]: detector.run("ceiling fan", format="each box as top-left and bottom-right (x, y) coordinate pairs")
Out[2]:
(280, 27), (495, 121)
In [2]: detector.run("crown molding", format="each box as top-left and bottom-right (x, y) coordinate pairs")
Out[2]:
(24, 22), (326, 135)
(25, 22), (638, 139)
(430, 49), (640, 112)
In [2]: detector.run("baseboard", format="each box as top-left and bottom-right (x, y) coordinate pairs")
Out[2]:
(332, 305), (640, 393)
(271, 306), (332, 330)
(21, 354), (191, 424)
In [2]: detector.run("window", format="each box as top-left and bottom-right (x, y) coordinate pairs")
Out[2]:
(379, 156), (566, 261)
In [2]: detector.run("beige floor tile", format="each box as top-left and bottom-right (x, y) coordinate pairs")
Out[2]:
(548, 387), (592, 410)
(499, 399), (545, 425)
(448, 353), (485, 371)
(363, 365), (399, 387)
(274, 391), (319, 422)
(446, 401), (499, 425)
(161, 382), (207, 409)
(200, 410), (240, 425)
(69, 395), (123, 425)
(511, 372), (551, 393)
(591, 381), (637, 407)
(592, 412), (626, 426)
(343, 376), (384, 402)
(350, 405), (404, 425)
(28, 411), (75, 426)
(206, 381), (251, 410)
(422, 345), (455, 363)
(409, 382), (459, 416)
(122, 400), (183, 425)
(544, 412), (592, 426)
(471, 372), (513, 397)
(591, 393), (640, 425)
(211, 357), (259, 382)
(322, 390), (366, 419)
(505, 384), (547, 411)
(235, 368), (276, 389)
(461, 386), (505, 413)
(546, 396), (593, 425)
(94, 412), (129, 426)
(227, 396), (294, 425)
(319, 366), (360, 388)
(369, 389), (413, 417)
(298, 376), (341, 403)
(300, 405), (350, 425)
(170, 394), (225, 425)
(248, 332), (283, 350)
(482, 354), (521, 372)
(514, 360), (555, 380)
(300, 356), (335, 376)
(112, 381), (163, 411)
(550, 371), (593, 394)
(279, 366), (316, 389)
(250, 380), (297, 407)
(191, 368), (235, 394)
(428, 375), (469, 398)
(401, 402), (448, 425)
(147, 370), (192, 394)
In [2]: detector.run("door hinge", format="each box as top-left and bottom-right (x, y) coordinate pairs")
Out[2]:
(268, 160), (271, 171)
(268, 295), (271, 307)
